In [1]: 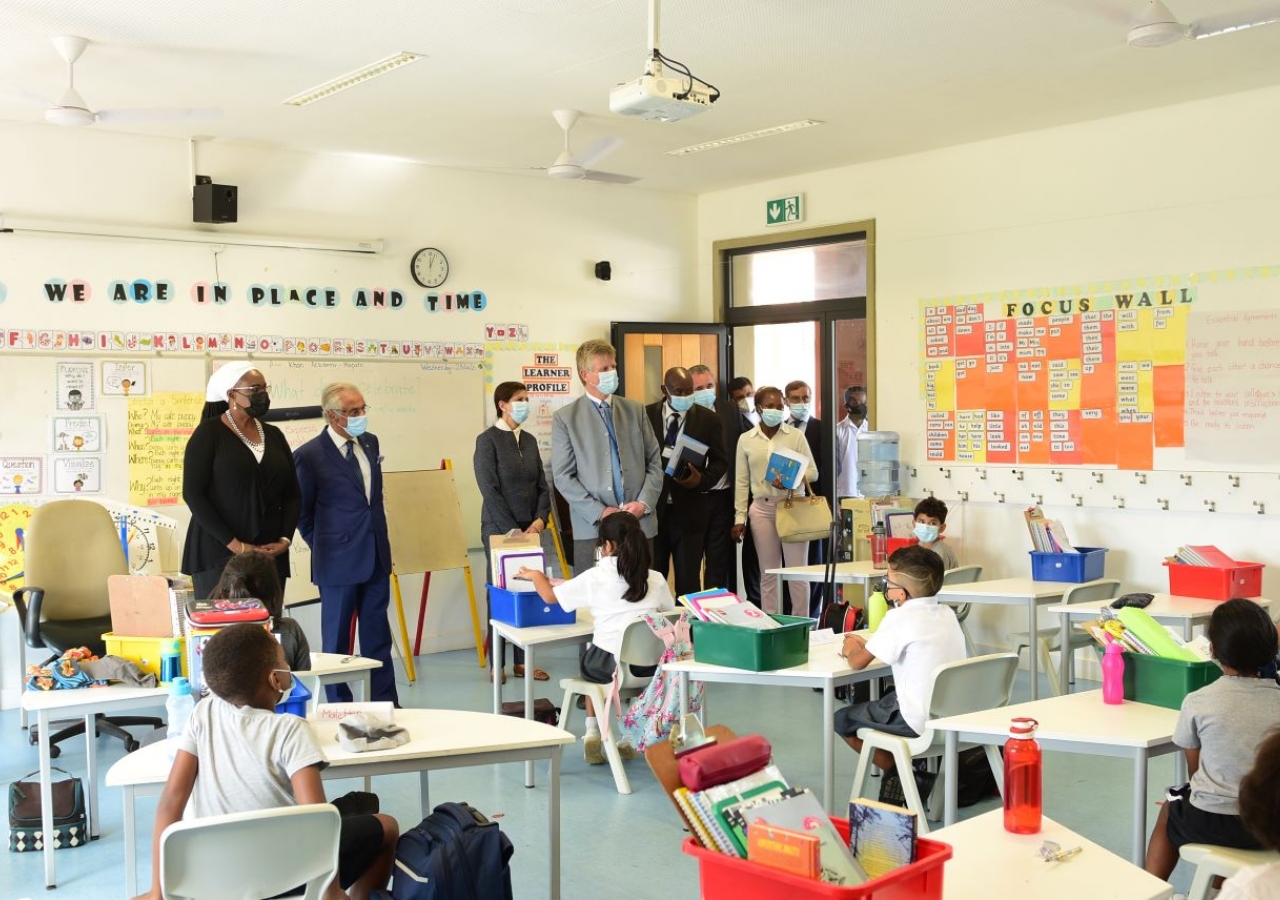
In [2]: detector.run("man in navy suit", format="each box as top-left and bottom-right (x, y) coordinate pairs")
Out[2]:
(294, 382), (399, 704)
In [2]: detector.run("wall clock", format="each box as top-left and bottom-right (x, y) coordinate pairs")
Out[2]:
(411, 247), (449, 288)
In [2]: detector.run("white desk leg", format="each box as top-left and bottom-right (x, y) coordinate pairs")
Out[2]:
(491, 630), (503, 715)
(1175, 752), (1187, 786)
(1132, 749), (1148, 867)
(124, 786), (138, 898)
(943, 731), (959, 826)
(1027, 599), (1039, 701)
(776, 572), (785, 611)
(39, 710), (55, 888)
(822, 681), (835, 814)
(86, 711), (100, 839)
(420, 769), (430, 819)
(1059, 611), (1071, 697)
(549, 747), (562, 900)
(679, 672), (690, 718)
(1183, 620), (1193, 641)
(359, 671), (370, 702)
(524, 645), (536, 788)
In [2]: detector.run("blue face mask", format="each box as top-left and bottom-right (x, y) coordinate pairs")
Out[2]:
(595, 369), (619, 396)
(344, 415), (368, 437)
(668, 393), (694, 413)
(913, 522), (940, 544)
(760, 408), (786, 428)
(508, 401), (530, 425)
(692, 388), (716, 409)
(789, 403), (810, 421)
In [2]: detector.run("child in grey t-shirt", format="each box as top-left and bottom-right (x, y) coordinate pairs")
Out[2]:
(1144, 599), (1280, 882)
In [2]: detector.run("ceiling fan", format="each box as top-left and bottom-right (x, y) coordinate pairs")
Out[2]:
(0, 35), (222, 127)
(541, 109), (636, 183)
(1067, 0), (1280, 47)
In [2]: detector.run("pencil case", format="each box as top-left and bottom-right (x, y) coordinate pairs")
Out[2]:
(185, 597), (270, 626)
(679, 734), (772, 791)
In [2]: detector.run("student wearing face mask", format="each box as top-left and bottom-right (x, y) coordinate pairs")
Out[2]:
(732, 386), (818, 616)
(552, 339), (663, 574)
(474, 381), (552, 682)
(645, 366), (727, 596)
(293, 382), (399, 705)
(911, 497), (958, 570)
(182, 361), (301, 603)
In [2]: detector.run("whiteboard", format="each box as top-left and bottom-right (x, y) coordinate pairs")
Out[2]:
(230, 358), (484, 603)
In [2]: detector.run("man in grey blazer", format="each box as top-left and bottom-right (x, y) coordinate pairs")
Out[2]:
(552, 338), (663, 573)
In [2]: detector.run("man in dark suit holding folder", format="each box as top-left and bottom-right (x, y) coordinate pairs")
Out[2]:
(645, 367), (727, 596)
(294, 382), (399, 705)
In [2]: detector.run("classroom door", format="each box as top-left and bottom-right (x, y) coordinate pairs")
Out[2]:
(611, 322), (730, 403)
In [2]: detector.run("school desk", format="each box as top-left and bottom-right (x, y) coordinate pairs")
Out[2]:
(931, 690), (1181, 866)
(20, 683), (169, 889)
(298, 651), (382, 712)
(665, 639), (888, 814)
(1046, 595), (1275, 695)
(937, 577), (1109, 700)
(490, 611), (594, 786)
(107, 708), (575, 899)
(766, 559), (884, 606)
(930, 810), (1173, 899)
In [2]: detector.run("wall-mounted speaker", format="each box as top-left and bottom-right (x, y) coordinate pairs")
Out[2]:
(594, 261), (612, 281)
(194, 181), (238, 224)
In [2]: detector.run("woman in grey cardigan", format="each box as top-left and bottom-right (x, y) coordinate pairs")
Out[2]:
(474, 381), (553, 682)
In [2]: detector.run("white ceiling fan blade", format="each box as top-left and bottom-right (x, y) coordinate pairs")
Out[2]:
(0, 81), (55, 107)
(1191, 4), (1280, 38)
(573, 136), (624, 170)
(96, 107), (223, 123)
(582, 170), (640, 185)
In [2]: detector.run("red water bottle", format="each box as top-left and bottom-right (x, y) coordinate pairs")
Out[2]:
(1004, 716), (1042, 834)
(870, 522), (888, 570)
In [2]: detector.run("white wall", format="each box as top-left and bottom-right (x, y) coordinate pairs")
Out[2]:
(0, 122), (700, 707)
(698, 84), (1280, 661)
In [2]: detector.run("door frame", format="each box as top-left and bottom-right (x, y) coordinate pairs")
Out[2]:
(610, 321), (732, 401)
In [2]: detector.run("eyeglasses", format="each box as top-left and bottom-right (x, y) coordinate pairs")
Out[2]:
(335, 405), (370, 417)
(883, 579), (911, 605)
(231, 385), (270, 396)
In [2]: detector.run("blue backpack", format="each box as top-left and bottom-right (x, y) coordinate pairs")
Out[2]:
(374, 802), (513, 900)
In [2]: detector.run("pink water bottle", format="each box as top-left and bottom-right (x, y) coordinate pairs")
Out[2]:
(1102, 638), (1126, 705)
(1004, 717), (1042, 834)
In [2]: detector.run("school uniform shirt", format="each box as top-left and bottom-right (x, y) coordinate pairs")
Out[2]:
(734, 423), (819, 525)
(1176, 676), (1280, 815)
(864, 595), (967, 735)
(552, 556), (675, 656)
(177, 694), (327, 818)
(1219, 862), (1280, 900)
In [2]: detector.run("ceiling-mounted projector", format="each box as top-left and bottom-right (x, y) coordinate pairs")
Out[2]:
(609, 74), (715, 123)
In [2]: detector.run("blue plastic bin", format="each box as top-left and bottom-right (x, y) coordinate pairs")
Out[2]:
(1029, 547), (1108, 583)
(275, 675), (312, 717)
(488, 585), (577, 627)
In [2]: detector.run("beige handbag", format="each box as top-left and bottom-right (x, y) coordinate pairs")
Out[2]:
(775, 487), (832, 543)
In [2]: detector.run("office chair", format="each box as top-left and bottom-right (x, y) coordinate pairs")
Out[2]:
(12, 500), (163, 757)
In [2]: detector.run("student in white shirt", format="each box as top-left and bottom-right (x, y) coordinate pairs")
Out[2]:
(834, 545), (967, 772)
(517, 511), (675, 765)
(1223, 728), (1280, 899)
(836, 393), (868, 499)
(731, 386), (818, 616)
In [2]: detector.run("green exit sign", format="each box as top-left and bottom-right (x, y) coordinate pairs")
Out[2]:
(766, 194), (803, 226)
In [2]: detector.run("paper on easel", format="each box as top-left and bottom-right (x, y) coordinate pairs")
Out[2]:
(314, 702), (395, 722)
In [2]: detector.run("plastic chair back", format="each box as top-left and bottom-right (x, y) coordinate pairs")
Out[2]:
(25, 500), (127, 621)
(615, 610), (677, 688)
(941, 565), (983, 585)
(1061, 579), (1122, 606)
(160, 803), (341, 900)
(925, 652), (1019, 724)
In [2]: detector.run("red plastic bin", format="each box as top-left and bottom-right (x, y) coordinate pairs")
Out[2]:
(1165, 561), (1264, 600)
(683, 818), (951, 900)
(885, 537), (918, 556)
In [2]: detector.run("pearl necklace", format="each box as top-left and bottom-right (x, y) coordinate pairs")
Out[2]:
(225, 410), (264, 451)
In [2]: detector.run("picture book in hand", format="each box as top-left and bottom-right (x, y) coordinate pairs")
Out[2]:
(747, 822), (821, 879)
(765, 447), (808, 490)
(748, 788), (868, 885)
(847, 797), (918, 879)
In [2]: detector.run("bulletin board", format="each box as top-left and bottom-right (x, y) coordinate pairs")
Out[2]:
(482, 340), (582, 464)
(919, 265), (1280, 472)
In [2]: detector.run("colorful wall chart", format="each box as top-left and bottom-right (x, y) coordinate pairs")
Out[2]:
(126, 391), (203, 506)
(920, 283), (1193, 470)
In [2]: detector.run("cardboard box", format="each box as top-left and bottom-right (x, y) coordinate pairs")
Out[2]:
(108, 574), (186, 637)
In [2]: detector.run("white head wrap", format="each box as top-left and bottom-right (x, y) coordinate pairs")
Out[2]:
(205, 361), (258, 402)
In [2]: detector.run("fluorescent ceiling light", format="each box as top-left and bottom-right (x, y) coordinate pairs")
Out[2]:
(666, 119), (825, 156)
(283, 52), (423, 107)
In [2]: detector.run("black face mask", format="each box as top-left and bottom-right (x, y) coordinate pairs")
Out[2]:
(244, 393), (271, 419)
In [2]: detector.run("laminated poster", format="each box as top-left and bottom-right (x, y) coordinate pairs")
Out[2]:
(102, 360), (147, 397)
(52, 455), (103, 494)
(51, 415), (104, 453)
(0, 457), (43, 495)
(55, 360), (95, 411)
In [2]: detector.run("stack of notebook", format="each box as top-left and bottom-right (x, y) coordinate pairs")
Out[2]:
(677, 588), (780, 630)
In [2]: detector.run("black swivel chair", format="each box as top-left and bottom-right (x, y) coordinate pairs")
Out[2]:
(12, 500), (163, 757)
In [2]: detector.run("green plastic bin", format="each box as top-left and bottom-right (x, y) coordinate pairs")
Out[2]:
(691, 615), (814, 671)
(1094, 646), (1221, 709)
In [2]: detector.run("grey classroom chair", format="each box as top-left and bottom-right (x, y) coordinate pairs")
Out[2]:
(941, 565), (983, 657)
(1007, 578), (1121, 697)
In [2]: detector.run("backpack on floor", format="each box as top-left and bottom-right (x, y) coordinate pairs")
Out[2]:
(604, 611), (704, 753)
(499, 698), (559, 726)
(375, 802), (513, 900)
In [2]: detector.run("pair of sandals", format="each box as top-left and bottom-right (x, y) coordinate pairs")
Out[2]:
(488, 664), (550, 684)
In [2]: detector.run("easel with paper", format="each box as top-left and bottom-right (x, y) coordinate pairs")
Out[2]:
(382, 461), (486, 671)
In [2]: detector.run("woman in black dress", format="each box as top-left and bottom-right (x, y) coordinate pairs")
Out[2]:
(182, 362), (301, 600)
(474, 381), (552, 682)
